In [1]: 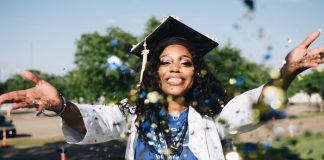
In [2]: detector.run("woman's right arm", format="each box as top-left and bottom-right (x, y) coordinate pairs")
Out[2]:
(59, 101), (86, 134)
(0, 70), (86, 134)
(0, 70), (129, 144)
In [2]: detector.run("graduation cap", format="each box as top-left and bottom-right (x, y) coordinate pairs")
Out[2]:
(130, 16), (219, 85)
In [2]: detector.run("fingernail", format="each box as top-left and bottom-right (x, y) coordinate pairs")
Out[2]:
(319, 28), (323, 33)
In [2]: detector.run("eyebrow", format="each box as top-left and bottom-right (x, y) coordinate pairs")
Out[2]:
(160, 54), (193, 59)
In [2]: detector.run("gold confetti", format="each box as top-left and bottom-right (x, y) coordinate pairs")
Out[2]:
(262, 86), (286, 110)
(147, 91), (161, 103)
(229, 78), (236, 85)
(269, 69), (281, 79)
(225, 150), (242, 160)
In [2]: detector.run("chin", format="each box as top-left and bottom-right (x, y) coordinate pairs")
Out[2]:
(163, 89), (187, 97)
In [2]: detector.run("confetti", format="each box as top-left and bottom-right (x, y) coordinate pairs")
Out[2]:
(147, 91), (161, 103)
(225, 150), (242, 160)
(111, 38), (118, 46)
(269, 69), (281, 79)
(229, 78), (236, 85)
(262, 86), (286, 110)
(263, 53), (271, 61)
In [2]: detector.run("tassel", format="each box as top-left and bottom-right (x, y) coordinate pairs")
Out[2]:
(138, 40), (150, 87)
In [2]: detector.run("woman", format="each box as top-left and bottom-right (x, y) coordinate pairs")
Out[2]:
(0, 16), (323, 159)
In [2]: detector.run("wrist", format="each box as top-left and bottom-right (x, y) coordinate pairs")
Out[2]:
(43, 93), (67, 117)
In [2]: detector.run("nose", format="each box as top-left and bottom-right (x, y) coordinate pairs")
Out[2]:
(170, 63), (180, 72)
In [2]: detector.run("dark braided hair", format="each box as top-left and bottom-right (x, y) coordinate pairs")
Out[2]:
(126, 37), (228, 155)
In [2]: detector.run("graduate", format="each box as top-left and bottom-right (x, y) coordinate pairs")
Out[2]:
(0, 16), (323, 160)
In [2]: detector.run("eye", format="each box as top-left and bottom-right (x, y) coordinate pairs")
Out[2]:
(159, 60), (170, 65)
(181, 61), (193, 67)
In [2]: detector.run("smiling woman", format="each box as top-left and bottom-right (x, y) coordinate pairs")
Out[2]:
(158, 44), (195, 97)
(0, 16), (323, 160)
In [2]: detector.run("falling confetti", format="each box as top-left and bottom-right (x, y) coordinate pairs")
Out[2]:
(229, 78), (236, 85)
(262, 86), (286, 110)
(263, 52), (271, 61)
(243, 0), (254, 11)
(225, 150), (242, 160)
(111, 38), (118, 46)
(147, 91), (161, 103)
(269, 69), (281, 79)
(107, 55), (122, 70)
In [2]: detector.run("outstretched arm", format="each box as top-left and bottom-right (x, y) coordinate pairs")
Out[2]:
(0, 70), (86, 134)
(216, 30), (323, 138)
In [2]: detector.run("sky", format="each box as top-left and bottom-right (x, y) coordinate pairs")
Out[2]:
(1, 0), (324, 81)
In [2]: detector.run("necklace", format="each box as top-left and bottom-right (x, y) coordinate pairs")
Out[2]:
(139, 115), (188, 159)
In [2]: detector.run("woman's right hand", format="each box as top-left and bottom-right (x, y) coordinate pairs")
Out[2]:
(0, 70), (63, 113)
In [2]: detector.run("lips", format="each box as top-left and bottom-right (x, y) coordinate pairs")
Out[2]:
(167, 77), (183, 85)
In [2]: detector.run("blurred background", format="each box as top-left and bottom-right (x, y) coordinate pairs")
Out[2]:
(1, 0), (323, 159)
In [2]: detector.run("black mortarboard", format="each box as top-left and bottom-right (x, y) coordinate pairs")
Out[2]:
(130, 16), (219, 85)
(130, 16), (218, 56)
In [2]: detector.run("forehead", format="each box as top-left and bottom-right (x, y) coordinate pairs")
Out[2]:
(160, 44), (192, 58)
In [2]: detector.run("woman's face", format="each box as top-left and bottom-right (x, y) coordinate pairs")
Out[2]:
(158, 44), (194, 97)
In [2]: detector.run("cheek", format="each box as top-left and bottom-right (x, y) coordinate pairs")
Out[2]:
(186, 69), (195, 81)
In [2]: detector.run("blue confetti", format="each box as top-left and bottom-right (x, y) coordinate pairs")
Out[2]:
(139, 91), (147, 99)
(111, 38), (119, 46)
(263, 53), (271, 61)
(235, 76), (244, 86)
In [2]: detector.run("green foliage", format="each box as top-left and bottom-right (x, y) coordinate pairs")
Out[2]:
(68, 27), (139, 103)
(0, 81), (5, 94)
(2, 70), (68, 95)
(205, 46), (270, 97)
(140, 17), (160, 39)
(288, 70), (324, 97)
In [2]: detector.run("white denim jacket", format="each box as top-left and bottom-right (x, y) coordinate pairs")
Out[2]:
(62, 85), (264, 160)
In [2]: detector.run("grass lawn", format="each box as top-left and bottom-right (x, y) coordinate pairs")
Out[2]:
(272, 132), (324, 160)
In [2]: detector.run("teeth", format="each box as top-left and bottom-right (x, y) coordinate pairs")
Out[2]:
(167, 78), (182, 84)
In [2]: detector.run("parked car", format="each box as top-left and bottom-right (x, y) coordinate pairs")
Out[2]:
(0, 113), (17, 138)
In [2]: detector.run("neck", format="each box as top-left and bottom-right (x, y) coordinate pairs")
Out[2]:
(167, 97), (188, 114)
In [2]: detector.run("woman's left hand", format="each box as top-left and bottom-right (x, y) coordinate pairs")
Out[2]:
(280, 29), (324, 88)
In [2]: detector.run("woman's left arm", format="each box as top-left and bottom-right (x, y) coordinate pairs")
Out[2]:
(216, 30), (323, 138)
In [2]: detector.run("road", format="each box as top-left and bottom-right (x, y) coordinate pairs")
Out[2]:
(5, 110), (63, 139)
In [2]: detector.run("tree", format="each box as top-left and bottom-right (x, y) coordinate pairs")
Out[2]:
(140, 17), (160, 39)
(68, 27), (139, 103)
(2, 70), (68, 95)
(287, 69), (324, 97)
(205, 46), (270, 97)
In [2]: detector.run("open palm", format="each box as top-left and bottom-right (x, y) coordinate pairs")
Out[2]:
(0, 70), (62, 112)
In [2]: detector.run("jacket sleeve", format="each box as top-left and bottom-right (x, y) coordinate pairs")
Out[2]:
(215, 85), (265, 139)
(61, 103), (129, 144)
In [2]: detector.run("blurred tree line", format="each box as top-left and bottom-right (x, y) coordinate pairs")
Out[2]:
(0, 17), (322, 103)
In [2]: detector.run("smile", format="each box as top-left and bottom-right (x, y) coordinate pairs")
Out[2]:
(166, 77), (184, 85)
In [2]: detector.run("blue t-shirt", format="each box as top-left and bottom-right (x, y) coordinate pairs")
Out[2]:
(134, 109), (198, 160)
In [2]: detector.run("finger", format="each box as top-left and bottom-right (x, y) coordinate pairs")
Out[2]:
(11, 102), (29, 110)
(21, 70), (42, 84)
(306, 47), (324, 56)
(298, 29), (321, 49)
(299, 62), (319, 69)
(0, 90), (27, 104)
